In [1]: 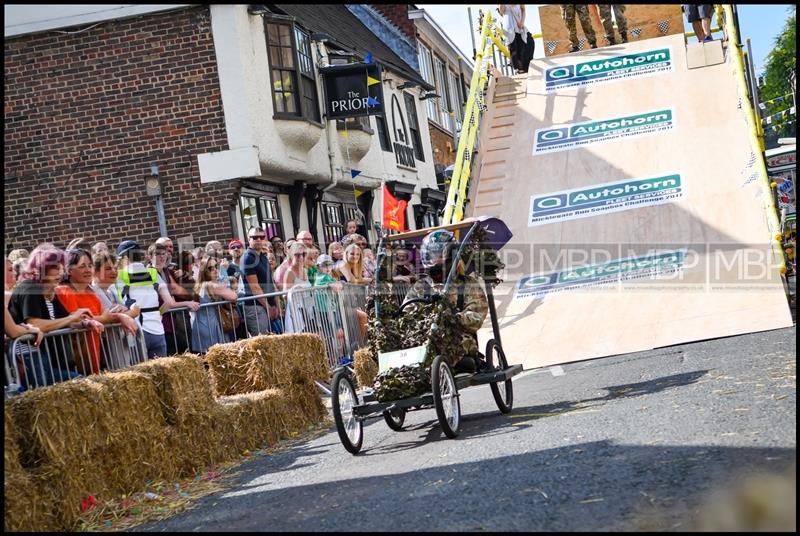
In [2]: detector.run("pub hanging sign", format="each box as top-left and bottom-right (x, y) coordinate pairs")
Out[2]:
(320, 63), (384, 120)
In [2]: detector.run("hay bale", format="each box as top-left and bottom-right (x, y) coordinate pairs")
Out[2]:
(217, 381), (326, 455)
(5, 407), (57, 532)
(9, 379), (112, 469)
(216, 389), (284, 454)
(87, 371), (177, 489)
(130, 354), (228, 473)
(206, 334), (329, 396)
(354, 348), (378, 390)
(131, 353), (215, 425)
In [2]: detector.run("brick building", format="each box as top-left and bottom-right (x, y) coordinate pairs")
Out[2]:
(4, 4), (444, 253)
(5, 6), (235, 251)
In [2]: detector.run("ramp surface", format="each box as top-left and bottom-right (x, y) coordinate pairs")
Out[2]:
(471, 34), (793, 369)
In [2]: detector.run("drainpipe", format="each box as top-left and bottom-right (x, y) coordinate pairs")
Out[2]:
(314, 41), (339, 193)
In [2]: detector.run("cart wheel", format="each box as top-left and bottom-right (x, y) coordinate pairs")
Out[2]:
(431, 355), (461, 438)
(486, 339), (513, 414)
(383, 408), (406, 431)
(332, 369), (363, 454)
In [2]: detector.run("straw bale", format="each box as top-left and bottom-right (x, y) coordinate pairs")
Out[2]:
(5, 407), (57, 532)
(354, 348), (378, 389)
(216, 388), (285, 454)
(87, 371), (177, 489)
(217, 381), (326, 454)
(206, 334), (329, 396)
(131, 353), (215, 426)
(8, 378), (113, 469)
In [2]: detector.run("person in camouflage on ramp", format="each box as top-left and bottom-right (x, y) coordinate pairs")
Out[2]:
(598, 5), (628, 45)
(402, 230), (489, 373)
(561, 5), (598, 53)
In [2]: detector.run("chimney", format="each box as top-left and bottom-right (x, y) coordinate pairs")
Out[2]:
(370, 4), (416, 43)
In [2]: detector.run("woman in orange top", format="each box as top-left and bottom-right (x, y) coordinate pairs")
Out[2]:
(56, 249), (138, 374)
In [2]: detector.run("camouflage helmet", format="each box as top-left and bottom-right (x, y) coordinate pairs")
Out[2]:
(420, 229), (456, 268)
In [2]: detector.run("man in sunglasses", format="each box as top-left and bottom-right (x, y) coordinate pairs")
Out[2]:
(241, 228), (280, 335)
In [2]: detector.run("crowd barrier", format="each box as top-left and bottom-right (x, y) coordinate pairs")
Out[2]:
(5, 281), (417, 395)
(5, 324), (147, 395)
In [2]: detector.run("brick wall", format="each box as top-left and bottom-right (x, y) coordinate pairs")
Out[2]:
(4, 6), (237, 253)
(371, 4), (416, 43)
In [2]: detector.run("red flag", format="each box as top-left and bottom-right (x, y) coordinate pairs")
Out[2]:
(383, 185), (407, 232)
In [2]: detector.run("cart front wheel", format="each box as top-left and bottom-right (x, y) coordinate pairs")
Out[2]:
(431, 355), (461, 438)
(332, 369), (363, 454)
(383, 407), (406, 431)
(487, 339), (513, 413)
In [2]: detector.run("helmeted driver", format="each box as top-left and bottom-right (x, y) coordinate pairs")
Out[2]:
(402, 230), (490, 373)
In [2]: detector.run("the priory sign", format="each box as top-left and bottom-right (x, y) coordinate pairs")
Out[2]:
(320, 63), (384, 120)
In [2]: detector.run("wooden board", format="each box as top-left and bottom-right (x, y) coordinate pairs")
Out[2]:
(469, 33), (793, 369)
(539, 4), (685, 56)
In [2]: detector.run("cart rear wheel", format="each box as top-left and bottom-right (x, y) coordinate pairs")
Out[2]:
(431, 355), (460, 438)
(332, 369), (363, 454)
(487, 339), (513, 413)
(383, 408), (406, 431)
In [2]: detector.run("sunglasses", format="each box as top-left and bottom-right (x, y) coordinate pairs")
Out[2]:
(250, 235), (267, 240)
(206, 265), (218, 272)
(230, 245), (243, 250)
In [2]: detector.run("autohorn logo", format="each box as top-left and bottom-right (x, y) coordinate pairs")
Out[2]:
(533, 108), (675, 155)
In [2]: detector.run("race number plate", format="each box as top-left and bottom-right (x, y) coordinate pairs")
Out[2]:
(378, 345), (427, 373)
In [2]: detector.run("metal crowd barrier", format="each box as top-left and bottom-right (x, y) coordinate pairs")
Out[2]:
(5, 283), (416, 395)
(284, 283), (369, 370)
(5, 323), (148, 395)
(161, 291), (289, 354)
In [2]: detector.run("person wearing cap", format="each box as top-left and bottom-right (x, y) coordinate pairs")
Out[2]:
(402, 230), (489, 373)
(313, 254), (342, 290)
(226, 239), (245, 294)
(116, 240), (200, 358)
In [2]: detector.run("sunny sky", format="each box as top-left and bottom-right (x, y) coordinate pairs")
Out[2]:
(417, 4), (795, 77)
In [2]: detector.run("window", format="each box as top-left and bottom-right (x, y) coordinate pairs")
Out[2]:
(448, 70), (463, 124)
(417, 42), (437, 122)
(375, 114), (392, 152)
(434, 56), (453, 132)
(404, 93), (424, 162)
(321, 202), (345, 246)
(240, 194), (284, 240)
(265, 20), (320, 122)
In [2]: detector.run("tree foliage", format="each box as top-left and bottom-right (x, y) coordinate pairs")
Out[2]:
(759, 6), (796, 144)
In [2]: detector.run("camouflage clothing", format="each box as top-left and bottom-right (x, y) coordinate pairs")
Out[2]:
(403, 272), (489, 364)
(561, 5), (597, 49)
(598, 5), (628, 44)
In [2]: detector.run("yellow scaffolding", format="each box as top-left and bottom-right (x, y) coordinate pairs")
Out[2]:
(442, 9), (510, 225)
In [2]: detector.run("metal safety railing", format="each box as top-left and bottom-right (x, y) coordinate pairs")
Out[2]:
(6, 282), (419, 394)
(6, 323), (148, 395)
(161, 291), (290, 355)
(717, 4), (787, 274)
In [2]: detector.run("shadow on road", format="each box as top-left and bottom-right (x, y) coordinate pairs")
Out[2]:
(361, 369), (710, 454)
(137, 439), (795, 532)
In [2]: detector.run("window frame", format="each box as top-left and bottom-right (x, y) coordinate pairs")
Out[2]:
(374, 113), (393, 152)
(433, 55), (453, 132)
(404, 92), (425, 162)
(240, 193), (284, 241)
(265, 18), (321, 124)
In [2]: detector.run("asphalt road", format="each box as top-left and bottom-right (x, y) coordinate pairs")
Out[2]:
(138, 326), (796, 532)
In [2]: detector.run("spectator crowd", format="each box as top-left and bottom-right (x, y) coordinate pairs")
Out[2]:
(5, 219), (420, 390)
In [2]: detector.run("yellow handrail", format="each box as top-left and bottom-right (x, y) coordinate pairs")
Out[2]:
(720, 4), (786, 273)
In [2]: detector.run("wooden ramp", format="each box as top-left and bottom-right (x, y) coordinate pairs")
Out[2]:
(470, 33), (793, 369)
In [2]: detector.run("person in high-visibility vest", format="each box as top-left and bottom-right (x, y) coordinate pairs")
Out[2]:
(116, 240), (200, 358)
